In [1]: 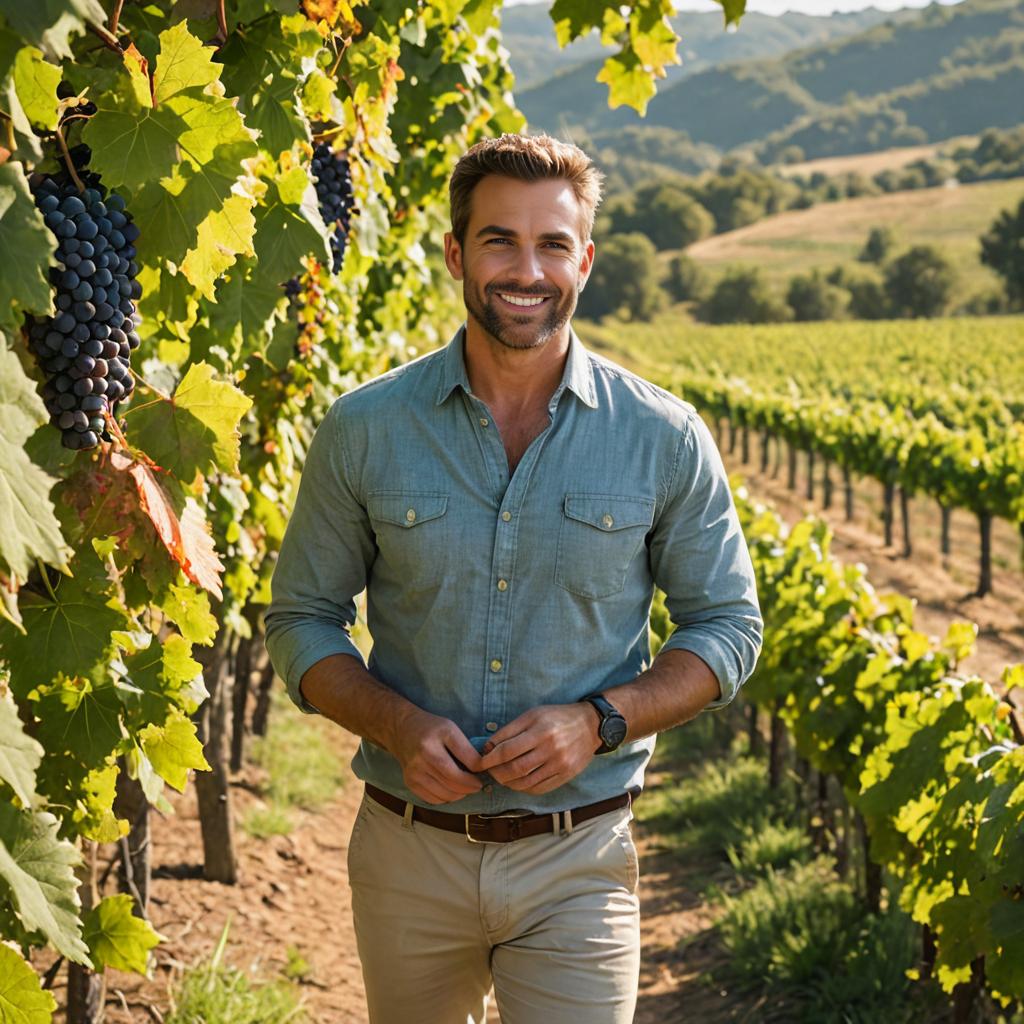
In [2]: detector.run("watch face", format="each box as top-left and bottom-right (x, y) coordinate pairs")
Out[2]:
(601, 715), (628, 749)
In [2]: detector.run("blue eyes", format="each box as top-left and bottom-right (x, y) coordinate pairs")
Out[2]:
(484, 238), (569, 251)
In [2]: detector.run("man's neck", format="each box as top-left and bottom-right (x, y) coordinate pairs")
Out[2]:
(463, 321), (571, 414)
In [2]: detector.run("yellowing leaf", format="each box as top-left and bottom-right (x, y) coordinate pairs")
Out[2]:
(84, 893), (163, 974)
(181, 194), (257, 300)
(140, 709), (210, 791)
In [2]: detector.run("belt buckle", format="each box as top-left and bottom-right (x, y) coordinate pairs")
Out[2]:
(464, 809), (531, 844)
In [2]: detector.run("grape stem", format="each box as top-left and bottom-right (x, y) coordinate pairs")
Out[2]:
(1006, 696), (1024, 746)
(110, 0), (125, 35)
(54, 124), (87, 193)
(87, 21), (124, 55)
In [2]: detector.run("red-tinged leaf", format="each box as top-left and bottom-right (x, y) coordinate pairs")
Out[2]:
(110, 453), (223, 600)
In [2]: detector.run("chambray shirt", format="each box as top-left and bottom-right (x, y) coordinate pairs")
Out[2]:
(265, 327), (762, 814)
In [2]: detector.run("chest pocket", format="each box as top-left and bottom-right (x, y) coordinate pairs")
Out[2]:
(367, 491), (450, 589)
(555, 493), (655, 600)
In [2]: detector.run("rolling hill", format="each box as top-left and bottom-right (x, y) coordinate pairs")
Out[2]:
(515, 0), (1024, 163)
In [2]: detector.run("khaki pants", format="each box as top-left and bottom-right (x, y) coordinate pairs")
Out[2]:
(347, 789), (641, 1024)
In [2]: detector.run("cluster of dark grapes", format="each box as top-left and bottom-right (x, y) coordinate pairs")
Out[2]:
(311, 142), (355, 273)
(27, 171), (142, 450)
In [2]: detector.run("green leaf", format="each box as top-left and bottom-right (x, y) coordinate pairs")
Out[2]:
(0, 164), (54, 332)
(0, 0), (108, 60)
(203, 260), (285, 361)
(251, 175), (330, 288)
(595, 52), (657, 114)
(151, 20), (221, 103)
(0, 345), (71, 583)
(83, 893), (162, 974)
(0, 560), (127, 699)
(715, 0), (747, 27)
(140, 708), (210, 791)
(0, 689), (44, 806)
(0, 803), (90, 964)
(34, 674), (123, 764)
(123, 633), (202, 721)
(125, 361), (253, 483)
(159, 581), (217, 646)
(13, 46), (61, 129)
(180, 194), (256, 301)
(0, 944), (57, 1023)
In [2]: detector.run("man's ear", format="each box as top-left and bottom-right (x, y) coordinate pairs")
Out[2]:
(577, 238), (596, 291)
(443, 231), (464, 281)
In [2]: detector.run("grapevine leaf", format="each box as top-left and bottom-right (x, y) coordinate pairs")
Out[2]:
(125, 361), (252, 484)
(108, 451), (224, 599)
(180, 194), (257, 301)
(548, 0), (620, 47)
(0, 803), (90, 964)
(251, 177), (330, 288)
(13, 45), (62, 129)
(140, 708), (209, 791)
(204, 260), (286, 361)
(715, 0), (747, 26)
(595, 52), (657, 114)
(73, 761), (126, 843)
(159, 582), (217, 647)
(83, 893), (163, 974)
(0, 943), (57, 1022)
(0, 346), (71, 583)
(987, 901), (1024, 999)
(34, 674), (123, 764)
(0, 0), (108, 60)
(0, 561), (127, 699)
(0, 689), (44, 806)
(123, 633), (203, 721)
(0, 164), (55, 332)
(0, 31), (45, 163)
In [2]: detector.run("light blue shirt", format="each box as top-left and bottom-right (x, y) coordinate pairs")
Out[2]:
(265, 327), (762, 814)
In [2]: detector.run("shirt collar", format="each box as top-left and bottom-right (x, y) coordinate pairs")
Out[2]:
(435, 324), (598, 410)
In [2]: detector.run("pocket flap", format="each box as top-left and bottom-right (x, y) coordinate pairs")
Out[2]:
(369, 492), (448, 528)
(563, 493), (654, 532)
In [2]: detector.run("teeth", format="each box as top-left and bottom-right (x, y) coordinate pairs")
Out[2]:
(500, 294), (546, 307)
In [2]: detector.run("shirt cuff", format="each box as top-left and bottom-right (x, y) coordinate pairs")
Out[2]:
(274, 628), (366, 716)
(658, 630), (744, 711)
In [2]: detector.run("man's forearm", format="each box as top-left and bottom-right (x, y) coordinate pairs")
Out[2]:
(602, 648), (721, 743)
(298, 654), (421, 756)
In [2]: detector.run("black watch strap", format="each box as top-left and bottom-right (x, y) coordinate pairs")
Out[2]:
(581, 693), (628, 754)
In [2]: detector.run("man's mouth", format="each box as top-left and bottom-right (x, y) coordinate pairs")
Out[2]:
(496, 293), (549, 308)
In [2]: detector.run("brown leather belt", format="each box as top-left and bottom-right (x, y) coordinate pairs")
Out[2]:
(364, 783), (640, 844)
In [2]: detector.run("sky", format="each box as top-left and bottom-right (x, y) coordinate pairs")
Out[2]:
(504, 0), (964, 14)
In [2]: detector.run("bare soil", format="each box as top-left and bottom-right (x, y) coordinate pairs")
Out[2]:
(35, 445), (1023, 1023)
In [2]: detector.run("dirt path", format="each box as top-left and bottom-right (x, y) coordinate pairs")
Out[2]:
(44, 453), (1022, 1023)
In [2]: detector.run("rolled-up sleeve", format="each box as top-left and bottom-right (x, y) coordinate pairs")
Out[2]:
(648, 411), (763, 710)
(264, 401), (376, 714)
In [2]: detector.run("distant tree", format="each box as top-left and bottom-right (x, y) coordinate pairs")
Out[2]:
(786, 272), (848, 321)
(577, 233), (665, 322)
(979, 199), (1024, 308)
(847, 274), (890, 320)
(665, 254), (711, 304)
(698, 267), (790, 324)
(859, 226), (895, 264)
(779, 145), (805, 165)
(630, 183), (714, 250)
(883, 245), (956, 318)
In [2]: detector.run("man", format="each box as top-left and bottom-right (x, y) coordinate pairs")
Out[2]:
(264, 133), (762, 1024)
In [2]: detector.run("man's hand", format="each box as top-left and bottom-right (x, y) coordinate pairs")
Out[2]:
(476, 703), (600, 795)
(390, 707), (485, 805)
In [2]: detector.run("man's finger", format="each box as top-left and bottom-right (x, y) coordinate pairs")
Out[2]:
(478, 731), (536, 771)
(487, 751), (546, 785)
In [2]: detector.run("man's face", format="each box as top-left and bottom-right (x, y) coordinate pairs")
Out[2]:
(444, 176), (595, 351)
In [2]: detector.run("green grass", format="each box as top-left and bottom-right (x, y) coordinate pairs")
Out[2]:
(241, 688), (347, 838)
(165, 922), (307, 1024)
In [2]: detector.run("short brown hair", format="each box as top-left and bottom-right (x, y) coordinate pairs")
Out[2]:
(449, 133), (604, 244)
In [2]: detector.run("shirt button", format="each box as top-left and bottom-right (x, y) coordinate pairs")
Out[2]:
(497, 579), (508, 592)
(602, 513), (614, 529)
(479, 417), (489, 427)
(501, 511), (511, 522)
(485, 722), (498, 732)
(406, 508), (416, 523)
(490, 659), (502, 673)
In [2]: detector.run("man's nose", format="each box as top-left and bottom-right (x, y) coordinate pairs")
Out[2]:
(508, 245), (544, 284)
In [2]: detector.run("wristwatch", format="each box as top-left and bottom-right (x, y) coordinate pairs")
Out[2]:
(580, 693), (628, 754)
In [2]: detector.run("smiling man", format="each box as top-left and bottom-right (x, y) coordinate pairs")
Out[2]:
(265, 133), (762, 1024)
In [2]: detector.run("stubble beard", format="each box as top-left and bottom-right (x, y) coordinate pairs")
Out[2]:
(464, 278), (578, 352)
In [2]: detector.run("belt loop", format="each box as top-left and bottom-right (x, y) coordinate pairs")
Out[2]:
(551, 812), (559, 836)
(563, 808), (573, 835)
(402, 801), (415, 830)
